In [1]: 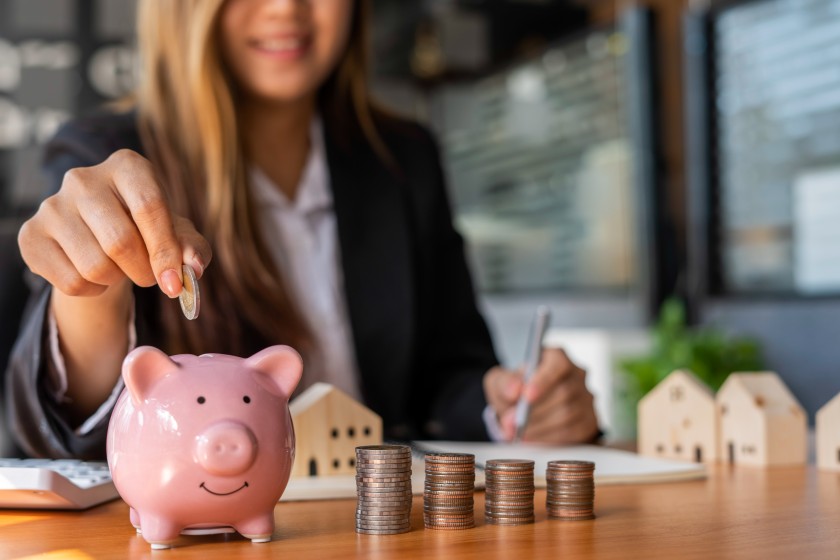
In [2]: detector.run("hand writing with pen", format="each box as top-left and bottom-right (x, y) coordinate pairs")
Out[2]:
(483, 348), (600, 444)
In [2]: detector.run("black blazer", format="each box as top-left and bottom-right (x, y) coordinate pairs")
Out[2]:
(4, 111), (500, 459)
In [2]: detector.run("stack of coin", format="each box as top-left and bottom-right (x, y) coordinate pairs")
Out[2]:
(484, 459), (535, 525)
(423, 453), (476, 530)
(355, 445), (413, 535)
(546, 460), (595, 521)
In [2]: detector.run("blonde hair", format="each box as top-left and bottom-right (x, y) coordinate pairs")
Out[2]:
(136, 0), (383, 356)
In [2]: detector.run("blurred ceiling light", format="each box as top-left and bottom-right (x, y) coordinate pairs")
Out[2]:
(542, 49), (567, 74)
(18, 40), (79, 70)
(88, 45), (138, 98)
(0, 98), (29, 149)
(506, 67), (546, 102)
(586, 34), (609, 59)
(411, 22), (445, 79)
(0, 40), (21, 91)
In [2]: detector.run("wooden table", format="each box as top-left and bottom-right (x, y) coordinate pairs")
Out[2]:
(1, 464), (838, 559)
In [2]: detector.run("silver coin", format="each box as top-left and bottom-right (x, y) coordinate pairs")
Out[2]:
(356, 477), (412, 484)
(356, 467), (412, 475)
(356, 513), (411, 521)
(356, 521), (411, 529)
(178, 264), (200, 320)
(355, 527), (411, 535)
(357, 491), (414, 498)
(356, 445), (412, 454)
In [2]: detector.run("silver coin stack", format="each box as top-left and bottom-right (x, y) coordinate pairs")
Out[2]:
(546, 460), (595, 521)
(355, 445), (413, 535)
(484, 459), (535, 525)
(423, 453), (476, 530)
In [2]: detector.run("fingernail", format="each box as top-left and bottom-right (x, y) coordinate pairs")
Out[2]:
(191, 254), (205, 278)
(160, 269), (182, 298)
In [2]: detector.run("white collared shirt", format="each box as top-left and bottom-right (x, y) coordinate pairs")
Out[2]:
(247, 118), (362, 401)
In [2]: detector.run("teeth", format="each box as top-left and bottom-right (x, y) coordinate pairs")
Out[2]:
(257, 39), (302, 52)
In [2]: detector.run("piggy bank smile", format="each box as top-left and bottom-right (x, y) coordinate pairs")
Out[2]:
(199, 481), (250, 496)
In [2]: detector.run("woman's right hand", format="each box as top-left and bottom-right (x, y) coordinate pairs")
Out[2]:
(18, 149), (212, 299)
(18, 149), (212, 422)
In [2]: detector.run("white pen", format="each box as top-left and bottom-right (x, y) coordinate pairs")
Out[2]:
(513, 306), (551, 443)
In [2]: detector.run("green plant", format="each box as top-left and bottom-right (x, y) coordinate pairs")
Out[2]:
(620, 297), (764, 403)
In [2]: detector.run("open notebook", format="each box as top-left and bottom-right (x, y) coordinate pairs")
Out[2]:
(281, 442), (705, 502)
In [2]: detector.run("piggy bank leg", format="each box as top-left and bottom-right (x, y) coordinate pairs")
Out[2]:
(129, 507), (141, 533)
(236, 515), (275, 543)
(139, 515), (182, 549)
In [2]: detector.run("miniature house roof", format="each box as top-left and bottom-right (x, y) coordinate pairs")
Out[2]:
(290, 382), (377, 418)
(718, 372), (804, 414)
(640, 369), (714, 405)
(818, 392), (840, 417)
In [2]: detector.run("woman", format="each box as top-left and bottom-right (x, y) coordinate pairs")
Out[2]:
(8, 0), (598, 459)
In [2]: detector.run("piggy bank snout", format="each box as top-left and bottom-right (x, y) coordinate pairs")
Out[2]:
(195, 421), (257, 476)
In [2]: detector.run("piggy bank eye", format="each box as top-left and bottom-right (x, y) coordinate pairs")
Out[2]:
(197, 396), (206, 404)
(243, 395), (251, 404)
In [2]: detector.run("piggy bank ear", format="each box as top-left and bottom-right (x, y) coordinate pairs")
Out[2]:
(122, 346), (178, 405)
(245, 345), (303, 398)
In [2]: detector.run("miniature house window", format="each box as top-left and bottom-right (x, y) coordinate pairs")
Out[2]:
(348, 427), (356, 438)
(331, 428), (339, 439)
(309, 458), (318, 477)
(721, 404), (728, 415)
(728, 442), (735, 463)
(348, 458), (355, 468)
(655, 444), (664, 454)
(695, 446), (702, 463)
(333, 459), (340, 469)
(674, 444), (682, 454)
(364, 426), (371, 436)
(670, 386), (684, 401)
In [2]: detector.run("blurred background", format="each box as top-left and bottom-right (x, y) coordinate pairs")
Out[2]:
(2, 0), (840, 447)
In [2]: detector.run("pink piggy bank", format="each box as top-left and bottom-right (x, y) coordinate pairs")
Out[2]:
(106, 345), (302, 549)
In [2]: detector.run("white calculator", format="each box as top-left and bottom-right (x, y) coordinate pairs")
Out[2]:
(0, 458), (120, 510)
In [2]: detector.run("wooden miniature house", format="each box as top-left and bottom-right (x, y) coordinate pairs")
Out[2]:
(816, 392), (840, 472)
(289, 383), (383, 478)
(716, 372), (806, 467)
(637, 370), (718, 463)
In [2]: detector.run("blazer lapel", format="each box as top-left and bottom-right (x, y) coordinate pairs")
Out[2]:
(323, 126), (415, 428)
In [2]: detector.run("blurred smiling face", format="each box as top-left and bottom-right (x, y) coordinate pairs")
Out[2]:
(218, 0), (354, 103)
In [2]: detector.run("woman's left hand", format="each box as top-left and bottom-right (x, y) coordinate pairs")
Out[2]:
(482, 348), (600, 444)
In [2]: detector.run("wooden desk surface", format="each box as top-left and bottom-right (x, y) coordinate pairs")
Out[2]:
(1, 464), (838, 559)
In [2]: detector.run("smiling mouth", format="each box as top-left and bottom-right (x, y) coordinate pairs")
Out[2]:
(250, 36), (311, 55)
(199, 481), (249, 496)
